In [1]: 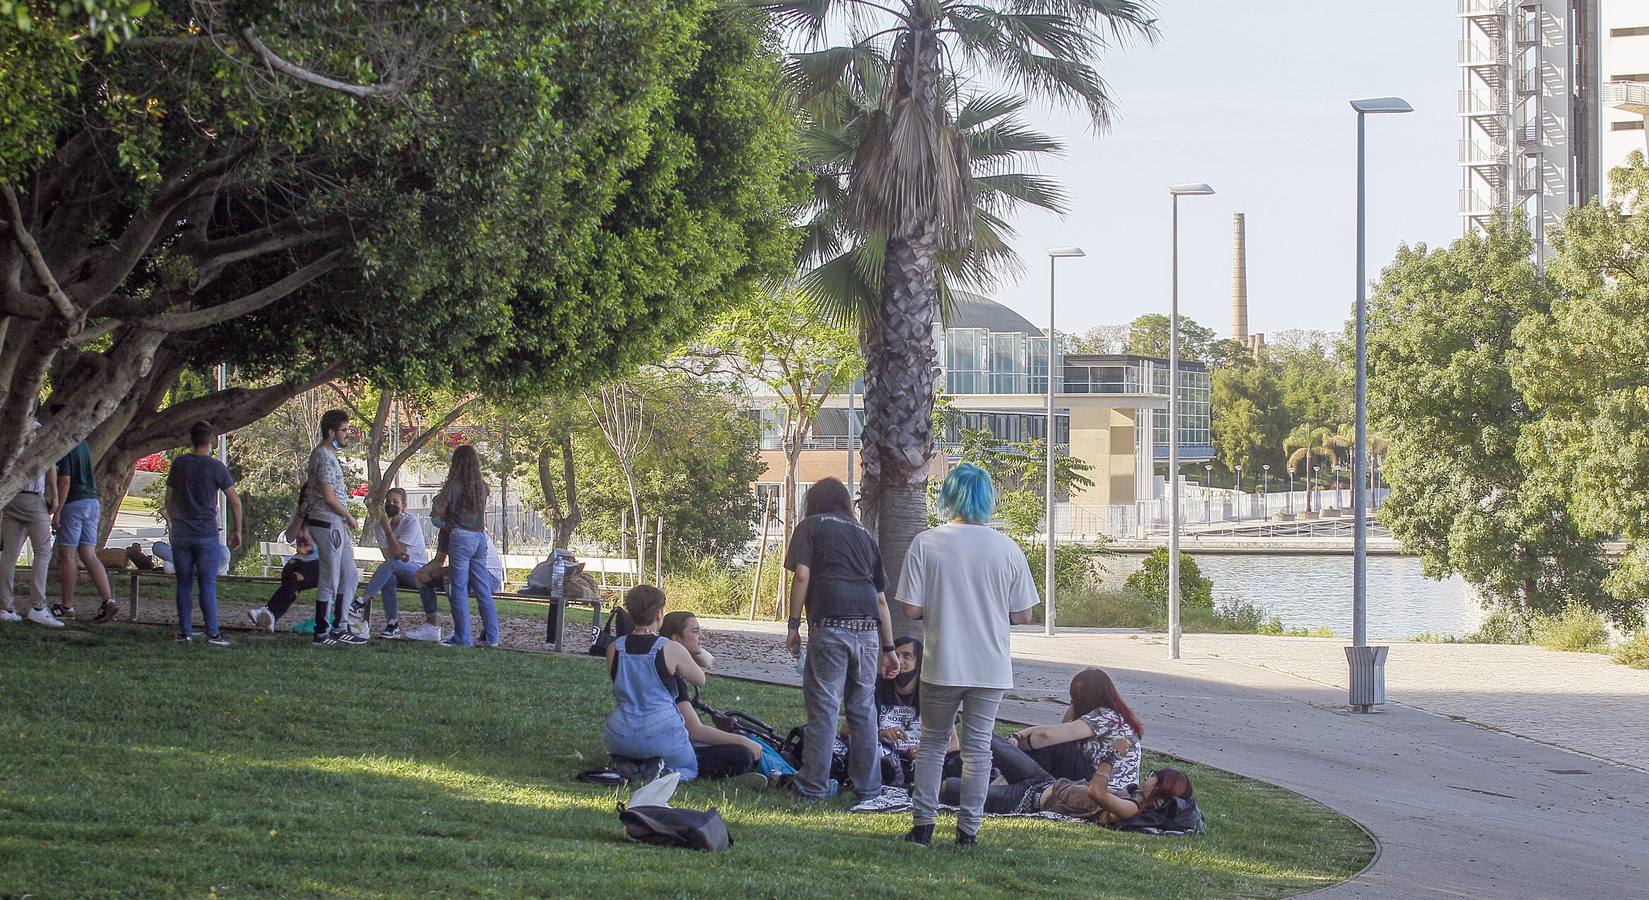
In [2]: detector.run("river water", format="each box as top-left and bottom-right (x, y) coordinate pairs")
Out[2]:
(1104, 553), (1484, 641)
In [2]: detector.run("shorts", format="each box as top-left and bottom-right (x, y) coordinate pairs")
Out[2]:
(55, 498), (101, 548)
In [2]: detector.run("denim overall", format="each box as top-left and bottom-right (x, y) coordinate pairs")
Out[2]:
(603, 635), (698, 779)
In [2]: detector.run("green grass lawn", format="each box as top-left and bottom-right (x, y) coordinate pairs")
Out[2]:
(0, 625), (1371, 898)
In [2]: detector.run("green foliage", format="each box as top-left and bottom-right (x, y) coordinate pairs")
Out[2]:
(1018, 539), (1104, 603)
(1613, 632), (1649, 670)
(1057, 588), (1269, 634)
(1407, 631), (1460, 644)
(1126, 314), (1216, 360)
(1368, 220), (1615, 622)
(1529, 605), (1611, 654)
(230, 485), (300, 575)
(1465, 609), (1535, 645)
(1212, 362), (1287, 476)
(956, 429), (1093, 495)
(1124, 548), (1214, 614)
(663, 551), (787, 620)
(995, 489), (1044, 540)
(1255, 619), (1336, 638)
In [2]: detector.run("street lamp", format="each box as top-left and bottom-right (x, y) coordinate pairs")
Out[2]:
(1044, 246), (1085, 636)
(1348, 96), (1411, 710)
(1167, 182), (1214, 660)
(1288, 467), (1295, 512)
(1263, 463), (1271, 515)
(1203, 464), (1213, 524)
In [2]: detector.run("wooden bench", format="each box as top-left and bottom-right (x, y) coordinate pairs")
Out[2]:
(120, 568), (605, 653)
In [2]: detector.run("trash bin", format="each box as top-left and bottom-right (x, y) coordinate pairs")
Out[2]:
(1345, 645), (1389, 712)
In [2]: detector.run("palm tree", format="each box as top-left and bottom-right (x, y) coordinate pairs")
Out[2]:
(1284, 424), (1338, 512)
(773, 0), (1158, 617)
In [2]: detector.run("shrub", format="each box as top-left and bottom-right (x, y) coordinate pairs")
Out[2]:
(1465, 608), (1534, 645)
(1613, 632), (1649, 670)
(1124, 547), (1213, 615)
(1530, 605), (1610, 653)
(1019, 541), (1100, 608)
(662, 551), (785, 620)
(1408, 632), (1459, 643)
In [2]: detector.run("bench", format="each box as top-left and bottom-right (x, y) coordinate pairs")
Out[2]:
(118, 568), (605, 654)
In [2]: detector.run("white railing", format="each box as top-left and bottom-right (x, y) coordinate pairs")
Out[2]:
(1458, 40), (1505, 65)
(1458, 89), (1503, 115)
(1460, 189), (1493, 216)
(1458, 139), (1501, 164)
(1050, 490), (1393, 541)
(1458, 0), (1505, 15)
(1603, 80), (1649, 113)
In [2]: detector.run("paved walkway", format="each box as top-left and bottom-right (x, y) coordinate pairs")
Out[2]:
(699, 619), (1649, 899)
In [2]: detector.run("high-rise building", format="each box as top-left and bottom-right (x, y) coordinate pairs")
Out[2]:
(1600, 1), (1649, 175)
(1457, 0), (1594, 263)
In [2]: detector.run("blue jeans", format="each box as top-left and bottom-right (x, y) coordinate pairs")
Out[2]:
(173, 537), (222, 637)
(446, 528), (497, 646)
(798, 626), (882, 797)
(364, 559), (428, 622)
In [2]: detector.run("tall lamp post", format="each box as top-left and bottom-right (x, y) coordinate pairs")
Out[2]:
(1166, 182), (1214, 660)
(1347, 96), (1410, 709)
(1044, 246), (1085, 636)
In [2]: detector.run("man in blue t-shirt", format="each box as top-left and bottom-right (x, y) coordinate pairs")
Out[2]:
(163, 421), (243, 646)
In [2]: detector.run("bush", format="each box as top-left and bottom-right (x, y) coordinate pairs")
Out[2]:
(1530, 605), (1610, 653)
(1052, 587), (1271, 634)
(1465, 608), (1534, 645)
(663, 552), (785, 620)
(230, 485), (299, 575)
(1408, 631), (1460, 643)
(1613, 632), (1649, 670)
(1019, 541), (1100, 606)
(1124, 547), (1213, 615)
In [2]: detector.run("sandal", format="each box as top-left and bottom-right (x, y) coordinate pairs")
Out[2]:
(51, 604), (77, 619)
(93, 600), (119, 624)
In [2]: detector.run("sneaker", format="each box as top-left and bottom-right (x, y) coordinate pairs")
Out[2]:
(955, 828), (978, 847)
(794, 779), (840, 801)
(438, 636), (468, 648)
(248, 607), (276, 633)
(406, 623), (442, 642)
(0, 609), (21, 623)
(93, 599), (119, 623)
(26, 607), (64, 628)
(176, 633), (193, 643)
(381, 622), (402, 639)
(902, 823), (934, 847)
(731, 771), (769, 792)
(205, 634), (231, 647)
(334, 631), (368, 646)
(313, 633), (338, 647)
(50, 604), (75, 619)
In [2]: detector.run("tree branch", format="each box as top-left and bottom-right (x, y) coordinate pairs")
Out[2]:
(2, 185), (79, 323)
(240, 28), (410, 99)
(115, 363), (346, 455)
(138, 250), (345, 333)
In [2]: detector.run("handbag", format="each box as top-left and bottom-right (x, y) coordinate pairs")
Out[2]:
(588, 607), (634, 656)
(616, 803), (733, 852)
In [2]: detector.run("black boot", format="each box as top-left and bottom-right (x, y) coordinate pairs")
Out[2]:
(902, 823), (934, 847)
(956, 827), (978, 847)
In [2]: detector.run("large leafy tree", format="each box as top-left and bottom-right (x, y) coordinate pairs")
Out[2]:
(774, 0), (1155, 627)
(1, 0), (794, 517)
(1514, 153), (1649, 624)
(1368, 221), (1611, 621)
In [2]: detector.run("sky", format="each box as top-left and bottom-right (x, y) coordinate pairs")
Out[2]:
(981, 0), (1462, 338)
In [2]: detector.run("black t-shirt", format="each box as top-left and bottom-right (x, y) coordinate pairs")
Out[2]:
(783, 513), (887, 621)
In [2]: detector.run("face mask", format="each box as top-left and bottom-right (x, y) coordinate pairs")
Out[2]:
(384, 503), (401, 518)
(331, 437), (345, 450)
(895, 669), (918, 688)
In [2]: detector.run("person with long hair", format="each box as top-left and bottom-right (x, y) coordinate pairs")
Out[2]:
(783, 477), (899, 801)
(994, 667), (1144, 793)
(942, 735), (1193, 827)
(897, 463), (1039, 847)
(430, 444), (499, 647)
(870, 636), (958, 786)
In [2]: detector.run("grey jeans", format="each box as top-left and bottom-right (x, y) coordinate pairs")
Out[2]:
(1, 492), (51, 611)
(798, 625), (882, 798)
(307, 513), (359, 626)
(911, 683), (1005, 836)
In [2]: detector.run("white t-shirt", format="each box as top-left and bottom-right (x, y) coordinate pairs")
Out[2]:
(376, 515), (429, 565)
(896, 523), (1039, 689)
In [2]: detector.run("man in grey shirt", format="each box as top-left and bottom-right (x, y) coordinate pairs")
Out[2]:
(303, 409), (361, 645)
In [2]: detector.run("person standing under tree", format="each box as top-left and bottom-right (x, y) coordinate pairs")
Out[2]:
(1, 411), (61, 626)
(430, 444), (499, 647)
(163, 421), (243, 645)
(304, 409), (362, 646)
(897, 463), (1039, 847)
(49, 405), (119, 624)
(784, 477), (899, 801)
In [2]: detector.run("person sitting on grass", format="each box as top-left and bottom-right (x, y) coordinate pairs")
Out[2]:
(942, 736), (1193, 828)
(993, 667), (1143, 795)
(603, 586), (706, 781)
(660, 611), (767, 785)
(346, 487), (430, 640)
(870, 636), (958, 784)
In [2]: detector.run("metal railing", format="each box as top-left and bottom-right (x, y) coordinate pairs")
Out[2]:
(1458, 139), (1502, 164)
(1603, 80), (1649, 112)
(1457, 0), (1506, 15)
(1458, 40), (1505, 66)
(1458, 89), (1505, 115)
(1459, 189), (1493, 216)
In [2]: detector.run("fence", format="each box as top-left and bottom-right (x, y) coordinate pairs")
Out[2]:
(1053, 488), (1391, 540)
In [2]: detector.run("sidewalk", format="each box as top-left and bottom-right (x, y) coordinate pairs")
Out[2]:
(699, 619), (1649, 899)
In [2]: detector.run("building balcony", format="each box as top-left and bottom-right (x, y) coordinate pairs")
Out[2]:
(1457, 0), (1505, 15)
(1458, 40), (1506, 66)
(1517, 65), (1539, 96)
(1458, 89), (1506, 116)
(1603, 80), (1649, 116)
(1459, 189), (1494, 217)
(1458, 139), (1504, 165)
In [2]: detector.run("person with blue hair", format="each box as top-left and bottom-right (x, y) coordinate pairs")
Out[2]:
(896, 463), (1039, 847)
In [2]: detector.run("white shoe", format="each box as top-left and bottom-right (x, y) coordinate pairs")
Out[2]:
(26, 606), (64, 628)
(248, 607), (276, 633)
(0, 609), (21, 623)
(406, 623), (441, 642)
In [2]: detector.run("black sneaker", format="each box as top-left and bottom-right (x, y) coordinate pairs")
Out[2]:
(335, 631), (368, 646)
(176, 634), (193, 643)
(955, 828), (978, 847)
(381, 622), (402, 639)
(313, 633), (338, 646)
(902, 824), (934, 847)
(205, 634), (231, 647)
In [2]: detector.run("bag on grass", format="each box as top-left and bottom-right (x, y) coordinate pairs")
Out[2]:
(588, 606), (634, 656)
(617, 803), (732, 852)
(1109, 796), (1207, 835)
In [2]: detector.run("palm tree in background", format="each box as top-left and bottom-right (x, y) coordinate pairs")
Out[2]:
(1285, 424), (1338, 512)
(771, 0), (1158, 621)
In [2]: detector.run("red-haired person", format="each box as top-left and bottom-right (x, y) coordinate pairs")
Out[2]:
(992, 668), (1144, 794)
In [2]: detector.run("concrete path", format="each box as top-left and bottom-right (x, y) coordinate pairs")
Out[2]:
(699, 620), (1649, 899)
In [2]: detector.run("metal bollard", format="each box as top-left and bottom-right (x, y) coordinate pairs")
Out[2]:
(1345, 645), (1389, 712)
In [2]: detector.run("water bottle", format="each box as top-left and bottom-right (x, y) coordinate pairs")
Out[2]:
(795, 648), (806, 676)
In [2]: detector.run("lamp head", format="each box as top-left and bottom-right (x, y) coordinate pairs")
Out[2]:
(1350, 97), (1412, 115)
(1167, 182), (1215, 196)
(1046, 247), (1086, 258)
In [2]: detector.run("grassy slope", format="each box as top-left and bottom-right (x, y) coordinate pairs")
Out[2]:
(0, 626), (1371, 898)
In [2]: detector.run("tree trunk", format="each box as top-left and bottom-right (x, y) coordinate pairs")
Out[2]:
(536, 426), (581, 549)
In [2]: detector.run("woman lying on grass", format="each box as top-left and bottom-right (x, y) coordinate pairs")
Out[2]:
(942, 736), (1195, 826)
(994, 667), (1143, 794)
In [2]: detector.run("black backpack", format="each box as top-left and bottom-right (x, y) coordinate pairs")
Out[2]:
(617, 803), (732, 852)
(588, 607), (634, 656)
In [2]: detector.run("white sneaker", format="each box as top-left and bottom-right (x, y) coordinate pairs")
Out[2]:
(26, 606), (64, 628)
(0, 609), (21, 623)
(248, 607), (276, 633)
(406, 623), (441, 642)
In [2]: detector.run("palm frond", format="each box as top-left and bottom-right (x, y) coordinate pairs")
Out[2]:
(758, 0), (842, 48)
(800, 246), (881, 327)
(974, 172), (1068, 215)
(1008, 0), (1159, 47)
(965, 115), (1065, 169)
(785, 43), (891, 109)
(955, 90), (1024, 130)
